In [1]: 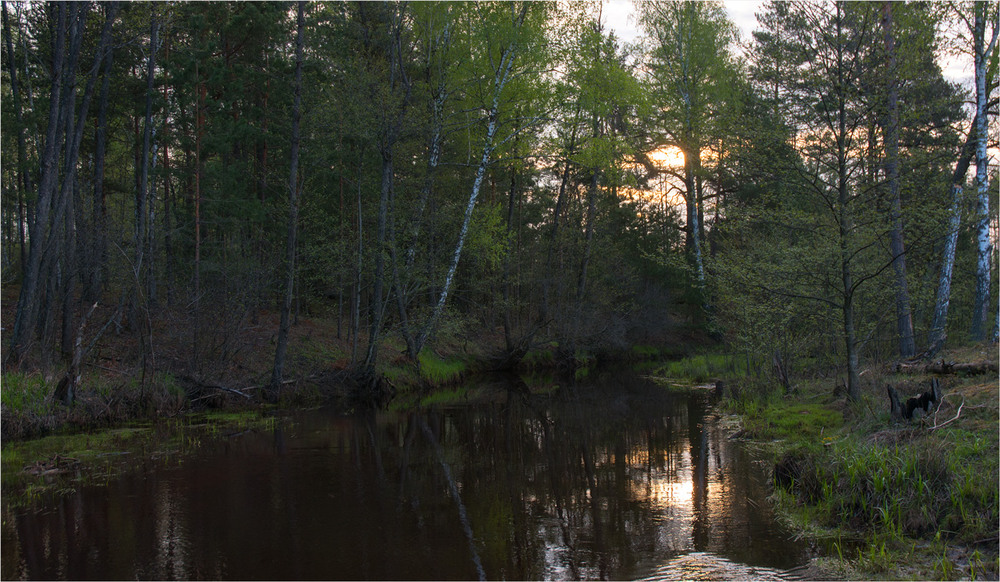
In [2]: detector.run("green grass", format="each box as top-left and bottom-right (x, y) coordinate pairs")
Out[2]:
(762, 385), (999, 579)
(418, 351), (468, 385)
(655, 352), (746, 383)
(1, 373), (52, 416)
(720, 347), (999, 580)
(521, 343), (558, 369)
(778, 433), (998, 550)
(746, 400), (844, 442)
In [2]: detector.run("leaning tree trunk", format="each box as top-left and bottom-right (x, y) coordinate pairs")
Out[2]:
(361, 4), (412, 375)
(540, 115), (579, 325)
(362, 154), (394, 372)
(7, 2), (69, 368)
(926, 118), (978, 356)
(9, 2), (115, 369)
(270, 1), (305, 396)
(414, 7), (527, 356)
(135, 10), (158, 312)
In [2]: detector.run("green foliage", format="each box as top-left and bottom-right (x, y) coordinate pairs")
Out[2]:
(466, 202), (510, 271)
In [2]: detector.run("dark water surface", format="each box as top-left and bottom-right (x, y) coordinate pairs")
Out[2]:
(2, 370), (810, 580)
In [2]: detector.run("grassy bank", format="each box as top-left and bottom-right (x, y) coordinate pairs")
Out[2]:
(683, 345), (1000, 580)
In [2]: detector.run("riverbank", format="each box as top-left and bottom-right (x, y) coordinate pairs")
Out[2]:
(706, 344), (999, 580)
(0, 296), (693, 442)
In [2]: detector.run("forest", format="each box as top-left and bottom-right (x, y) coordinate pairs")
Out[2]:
(1, 0), (997, 408)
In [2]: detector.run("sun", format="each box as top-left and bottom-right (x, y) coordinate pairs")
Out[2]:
(648, 145), (685, 169)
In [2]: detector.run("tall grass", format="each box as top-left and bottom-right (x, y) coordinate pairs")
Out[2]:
(780, 435), (999, 545)
(1, 373), (51, 416)
(418, 351), (468, 385)
(656, 353), (746, 383)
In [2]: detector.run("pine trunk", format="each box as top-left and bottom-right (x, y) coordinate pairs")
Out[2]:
(270, 2), (305, 395)
(881, 2), (914, 358)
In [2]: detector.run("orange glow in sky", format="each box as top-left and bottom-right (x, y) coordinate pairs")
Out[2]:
(648, 145), (685, 169)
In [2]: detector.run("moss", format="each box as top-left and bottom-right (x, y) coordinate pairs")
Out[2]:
(755, 401), (843, 442)
(1, 424), (156, 508)
(630, 345), (661, 358)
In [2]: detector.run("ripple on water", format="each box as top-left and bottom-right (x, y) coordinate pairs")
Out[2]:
(640, 552), (790, 582)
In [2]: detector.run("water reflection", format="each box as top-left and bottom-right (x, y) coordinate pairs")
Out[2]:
(2, 370), (808, 580)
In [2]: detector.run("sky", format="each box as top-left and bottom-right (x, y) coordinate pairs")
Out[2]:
(603, 0), (765, 49)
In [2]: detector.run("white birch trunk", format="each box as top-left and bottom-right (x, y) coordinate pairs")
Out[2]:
(416, 6), (526, 352)
(970, 3), (998, 341)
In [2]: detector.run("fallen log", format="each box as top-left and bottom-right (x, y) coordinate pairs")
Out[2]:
(948, 361), (998, 375)
(895, 359), (997, 376)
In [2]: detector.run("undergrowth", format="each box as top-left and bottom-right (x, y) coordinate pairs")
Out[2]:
(720, 358), (999, 580)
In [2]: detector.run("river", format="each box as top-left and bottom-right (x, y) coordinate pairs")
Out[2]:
(1, 369), (811, 580)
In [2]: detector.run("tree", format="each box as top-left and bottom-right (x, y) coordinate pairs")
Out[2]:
(7, 1), (118, 371)
(357, 1), (414, 374)
(745, 1), (884, 402)
(926, 117), (979, 355)
(637, 0), (739, 310)
(965, 0), (999, 341)
(879, 1), (915, 358)
(412, 1), (547, 358)
(2, 1), (31, 274)
(270, 1), (306, 396)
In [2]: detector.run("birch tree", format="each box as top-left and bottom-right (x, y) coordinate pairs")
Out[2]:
(413, 1), (547, 357)
(965, 0), (999, 341)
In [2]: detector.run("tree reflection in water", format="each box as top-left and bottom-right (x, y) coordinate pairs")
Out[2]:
(1, 369), (808, 580)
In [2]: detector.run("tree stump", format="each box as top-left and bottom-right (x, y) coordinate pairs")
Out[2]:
(887, 378), (942, 421)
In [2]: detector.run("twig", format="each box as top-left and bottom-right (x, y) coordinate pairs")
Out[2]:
(929, 398), (964, 431)
(242, 378), (297, 392)
(932, 392), (947, 426)
(84, 304), (122, 362)
(189, 384), (251, 402)
(209, 385), (251, 399)
(181, 374), (252, 400)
